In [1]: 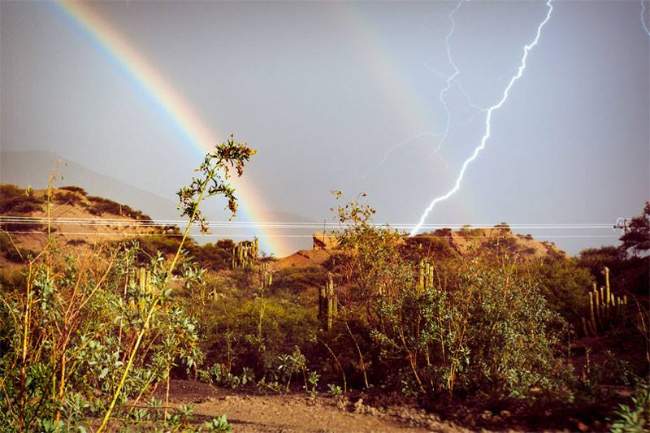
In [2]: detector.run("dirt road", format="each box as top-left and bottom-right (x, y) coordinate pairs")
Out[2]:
(165, 380), (473, 433)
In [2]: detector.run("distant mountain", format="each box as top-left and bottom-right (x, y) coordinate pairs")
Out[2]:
(0, 150), (314, 254)
(1, 150), (180, 220)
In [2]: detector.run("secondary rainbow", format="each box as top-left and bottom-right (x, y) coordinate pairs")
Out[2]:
(56, 0), (291, 256)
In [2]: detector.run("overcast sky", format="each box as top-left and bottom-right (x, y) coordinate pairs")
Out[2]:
(1, 0), (649, 255)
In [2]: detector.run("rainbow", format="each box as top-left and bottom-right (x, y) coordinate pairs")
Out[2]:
(55, 0), (292, 256)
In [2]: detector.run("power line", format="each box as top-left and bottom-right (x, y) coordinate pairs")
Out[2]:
(0, 215), (626, 230)
(0, 230), (620, 239)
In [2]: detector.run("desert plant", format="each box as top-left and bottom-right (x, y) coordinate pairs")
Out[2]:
(0, 137), (254, 433)
(327, 383), (342, 397)
(318, 273), (337, 331)
(371, 256), (570, 400)
(231, 238), (258, 269)
(95, 136), (254, 433)
(201, 415), (232, 432)
(610, 381), (650, 433)
(581, 267), (629, 336)
(0, 241), (209, 433)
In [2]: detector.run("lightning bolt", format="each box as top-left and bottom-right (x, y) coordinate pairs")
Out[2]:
(410, 0), (554, 237)
(642, 1), (650, 37)
(428, 0), (488, 152)
(435, 0), (464, 152)
(361, 1), (482, 181)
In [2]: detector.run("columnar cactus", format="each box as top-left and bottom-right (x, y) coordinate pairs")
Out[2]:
(260, 263), (272, 290)
(416, 259), (434, 293)
(319, 273), (337, 331)
(581, 267), (628, 336)
(231, 238), (259, 269)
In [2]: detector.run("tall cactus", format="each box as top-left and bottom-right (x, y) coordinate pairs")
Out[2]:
(231, 238), (259, 269)
(319, 273), (337, 331)
(416, 259), (434, 293)
(581, 267), (628, 336)
(260, 262), (273, 289)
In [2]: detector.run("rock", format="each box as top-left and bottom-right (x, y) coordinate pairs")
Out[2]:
(481, 410), (493, 420)
(426, 420), (440, 430)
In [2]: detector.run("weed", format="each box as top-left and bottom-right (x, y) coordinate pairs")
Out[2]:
(610, 381), (650, 433)
(201, 415), (232, 432)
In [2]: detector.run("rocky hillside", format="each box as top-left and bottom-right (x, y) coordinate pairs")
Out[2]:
(408, 226), (565, 259)
(273, 225), (565, 271)
(0, 184), (172, 266)
(1, 183), (565, 272)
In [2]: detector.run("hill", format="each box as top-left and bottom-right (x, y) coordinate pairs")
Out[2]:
(0, 184), (172, 267)
(1, 183), (567, 273)
(405, 225), (565, 259)
(0, 151), (317, 254)
(272, 224), (565, 271)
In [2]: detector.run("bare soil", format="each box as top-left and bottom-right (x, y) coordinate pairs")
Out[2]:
(160, 380), (478, 433)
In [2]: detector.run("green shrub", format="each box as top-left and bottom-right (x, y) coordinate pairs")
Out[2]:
(271, 266), (328, 295)
(201, 415), (232, 432)
(0, 243), (205, 432)
(610, 381), (650, 433)
(195, 290), (317, 382)
(371, 257), (570, 401)
(187, 241), (233, 271)
(526, 257), (593, 322)
(133, 235), (183, 258)
(327, 193), (571, 402)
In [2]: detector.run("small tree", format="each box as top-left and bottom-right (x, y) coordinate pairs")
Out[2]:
(330, 191), (410, 306)
(96, 135), (255, 433)
(620, 202), (650, 257)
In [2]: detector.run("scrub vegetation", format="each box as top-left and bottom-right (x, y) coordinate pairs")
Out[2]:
(0, 143), (648, 433)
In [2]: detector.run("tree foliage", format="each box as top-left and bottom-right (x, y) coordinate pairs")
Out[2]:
(620, 202), (650, 257)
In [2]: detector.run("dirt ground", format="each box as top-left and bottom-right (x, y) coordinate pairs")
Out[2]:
(161, 380), (478, 433)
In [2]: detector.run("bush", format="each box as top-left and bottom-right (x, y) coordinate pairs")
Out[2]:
(199, 294), (318, 379)
(610, 381), (650, 433)
(326, 193), (571, 402)
(54, 190), (82, 205)
(578, 247), (649, 297)
(86, 195), (152, 221)
(0, 184), (44, 214)
(525, 257), (593, 322)
(133, 235), (183, 258)
(0, 244), (203, 431)
(371, 256), (570, 401)
(271, 266), (328, 295)
(59, 186), (87, 195)
(188, 241), (233, 271)
(401, 234), (458, 262)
